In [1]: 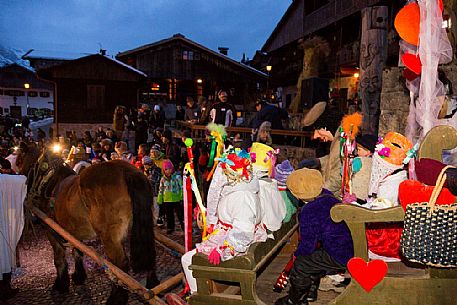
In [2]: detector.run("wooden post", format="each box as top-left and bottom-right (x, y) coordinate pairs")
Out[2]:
(359, 6), (388, 136)
(31, 206), (181, 304)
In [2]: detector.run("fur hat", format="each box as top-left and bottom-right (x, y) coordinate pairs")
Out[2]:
(356, 134), (378, 153)
(286, 168), (323, 200)
(275, 160), (294, 187)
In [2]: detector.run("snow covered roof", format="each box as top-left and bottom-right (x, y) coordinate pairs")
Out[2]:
(22, 49), (91, 61)
(102, 55), (147, 77)
(0, 45), (33, 70)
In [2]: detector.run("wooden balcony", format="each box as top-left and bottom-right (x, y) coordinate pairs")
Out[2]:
(303, 0), (381, 36)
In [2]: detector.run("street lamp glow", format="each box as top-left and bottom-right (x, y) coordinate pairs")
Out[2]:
(197, 79), (203, 84)
(266, 65), (272, 72)
(353, 72), (360, 78)
(24, 83), (30, 89)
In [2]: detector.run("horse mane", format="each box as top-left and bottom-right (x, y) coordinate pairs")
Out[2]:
(43, 163), (76, 198)
(19, 142), (42, 176)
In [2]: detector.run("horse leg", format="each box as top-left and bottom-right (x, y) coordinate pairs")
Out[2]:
(146, 270), (160, 289)
(71, 248), (87, 285)
(46, 230), (69, 293)
(101, 233), (129, 305)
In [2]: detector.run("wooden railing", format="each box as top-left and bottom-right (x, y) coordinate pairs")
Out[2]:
(175, 121), (313, 148)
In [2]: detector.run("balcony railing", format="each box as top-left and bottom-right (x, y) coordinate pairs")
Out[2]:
(304, 0), (381, 36)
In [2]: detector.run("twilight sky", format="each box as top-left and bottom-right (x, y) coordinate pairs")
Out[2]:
(0, 0), (291, 61)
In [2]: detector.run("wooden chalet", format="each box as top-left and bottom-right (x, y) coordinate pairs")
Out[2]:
(251, 0), (405, 112)
(38, 53), (147, 133)
(116, 33), (267, 109)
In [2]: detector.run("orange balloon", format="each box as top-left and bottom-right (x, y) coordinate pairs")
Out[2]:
(394, 3), (420, 46)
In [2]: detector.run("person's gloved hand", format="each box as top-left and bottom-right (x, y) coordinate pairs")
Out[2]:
(208, 248), (221, 265)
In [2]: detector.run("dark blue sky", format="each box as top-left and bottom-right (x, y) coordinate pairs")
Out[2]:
(0, 0), (291, 61)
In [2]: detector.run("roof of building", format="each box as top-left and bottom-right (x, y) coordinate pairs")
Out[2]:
(117, 33), (267, 78)
(38, 53), (147, 80)
(22, 49), (91, 61)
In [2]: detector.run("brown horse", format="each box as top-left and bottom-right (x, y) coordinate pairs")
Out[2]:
(21, 144), (159, 305)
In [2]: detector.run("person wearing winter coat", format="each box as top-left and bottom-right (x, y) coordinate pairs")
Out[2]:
(275, 168), (353, 305)
(157, 159), (183, 234)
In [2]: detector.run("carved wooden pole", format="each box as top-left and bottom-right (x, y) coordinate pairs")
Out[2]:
(359, 6), (388, 136)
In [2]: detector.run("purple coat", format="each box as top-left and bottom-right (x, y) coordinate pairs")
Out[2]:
(295, 189), (354, 266)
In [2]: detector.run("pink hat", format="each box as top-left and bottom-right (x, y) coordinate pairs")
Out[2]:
(162, 159), (174, 171)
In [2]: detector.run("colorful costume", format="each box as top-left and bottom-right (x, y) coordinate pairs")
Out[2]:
(182, 151), (266, 293)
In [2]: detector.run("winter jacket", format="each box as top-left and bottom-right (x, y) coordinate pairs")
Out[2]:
(157, 172), (183, 204)
(295, 189), (353, 266)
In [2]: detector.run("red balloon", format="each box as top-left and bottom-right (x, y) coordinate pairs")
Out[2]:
(401, 53), (422, 75)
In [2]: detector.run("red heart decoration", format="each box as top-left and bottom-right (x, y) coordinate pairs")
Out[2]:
(402, 68), (419, 81)
(347, 257), (387, 292)
(401, 53), (422, 75)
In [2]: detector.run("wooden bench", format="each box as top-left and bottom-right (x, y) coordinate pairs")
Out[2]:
(188, 217), (298, 305)
(329, 204), (457, 305)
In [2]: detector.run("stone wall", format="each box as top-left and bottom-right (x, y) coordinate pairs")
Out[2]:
(276, 145), (316, 169)
(379, 63), (457, 138)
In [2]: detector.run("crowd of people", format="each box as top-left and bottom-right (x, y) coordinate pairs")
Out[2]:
(2, 87), (456, 305)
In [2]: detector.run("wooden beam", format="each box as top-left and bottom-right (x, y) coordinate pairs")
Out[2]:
(31, 206), (179, 305)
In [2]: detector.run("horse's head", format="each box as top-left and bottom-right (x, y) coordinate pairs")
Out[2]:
(23, 142), (75, 211)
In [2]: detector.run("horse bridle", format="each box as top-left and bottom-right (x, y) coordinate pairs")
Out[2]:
(25, 150), (63, 210)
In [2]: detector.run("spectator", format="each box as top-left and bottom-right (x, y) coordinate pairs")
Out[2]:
(82, 130), (93, 147)
(184, 97), (201, 123)
(112, 141), (134, 163)
(197, 96), (211, 124)
(105, 129), (118, 144)
(176, 105), (185, 121)
(209, 90), (234, 127)
(134, 115), (148, 150)
(112, 105), (128, 140)
(37, 128), (46, 142)
(161, 129), (180, 169)
(100, 139), (114, 161)
(95, 127), (106, 142)
(150, 105), (166, 129)
(157, 159), (184, 234)
(251, 100), (288, 131)
(275, 169), (353, 305)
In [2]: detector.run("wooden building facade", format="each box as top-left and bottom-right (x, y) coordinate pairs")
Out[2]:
(116, 33), (267, 109)
(251, 0), (405, 113)
(38, 53), (146, 134)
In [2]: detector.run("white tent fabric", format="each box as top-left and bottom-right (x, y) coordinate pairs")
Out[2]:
(0, 175), (27, 280)
(405, 0), (453, 141)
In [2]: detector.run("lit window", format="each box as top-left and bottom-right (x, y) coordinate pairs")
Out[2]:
(183, 51), (188, 60)
(40, 91), (50, 98)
